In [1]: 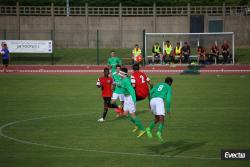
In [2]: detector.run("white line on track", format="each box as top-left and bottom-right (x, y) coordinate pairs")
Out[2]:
(0, 113), (219, 160)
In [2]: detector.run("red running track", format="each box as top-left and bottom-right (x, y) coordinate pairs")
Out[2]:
(0, 65), (250, 75)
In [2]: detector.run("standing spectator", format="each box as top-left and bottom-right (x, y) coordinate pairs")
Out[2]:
(152, 42), (162, 64)
(107, 50), (122, 74)
(131, 44), (142, 65)
(221, 40), (230, 64)
(1, 42), (10, 72)
(197, 46), (206, 64)
(210, 42), (220, 64)
(182, 41), (190, 64)
(173, 42), (182, 64)
(163, 40), (173, 64)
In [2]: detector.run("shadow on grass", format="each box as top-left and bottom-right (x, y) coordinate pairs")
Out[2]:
(106, 109), (149, 123)
(180, 65), (206, 75)
(146, 140), (207, 156)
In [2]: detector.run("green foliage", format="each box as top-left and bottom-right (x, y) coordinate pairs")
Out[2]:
(0, 0), (249, 6)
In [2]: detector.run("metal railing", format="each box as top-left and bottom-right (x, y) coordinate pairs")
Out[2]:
(0, 5), (249, 16)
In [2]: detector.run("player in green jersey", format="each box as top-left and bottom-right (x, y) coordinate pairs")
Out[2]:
(111, 65), (124, 116)
(119, 67), (145, 138)
(146, 77), (173, 142)
(108, 51), (122, 74)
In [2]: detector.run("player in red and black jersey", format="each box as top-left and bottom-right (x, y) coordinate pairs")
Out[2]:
(96, 68), (119, 122)
(131, 63), (151, 101)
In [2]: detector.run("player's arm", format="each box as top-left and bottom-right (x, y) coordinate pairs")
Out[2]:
(149, 85), (156, 100)
(107, 58), (112, 68)
(131, 75), (136, 88)
(118, 58), (122, 66)
(96, 78), (101, 88)
(165, 87), (172, 113)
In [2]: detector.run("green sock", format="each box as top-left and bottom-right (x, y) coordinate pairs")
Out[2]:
(127, 115), (136, 124)
(149, 121), (155, 130)
(133, 117), (145, 131)
(157, 123), (164, 133)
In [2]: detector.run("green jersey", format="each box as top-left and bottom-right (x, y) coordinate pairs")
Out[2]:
(120, 77), (136, 103)
(108, 57), (122, 73)
(150, 82), (172, 112)
(112, 72), (123, 94)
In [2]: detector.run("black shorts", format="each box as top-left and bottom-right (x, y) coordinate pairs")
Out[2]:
(103, 97), (111, 107)
(2, 59), (9, 65)
(136, 95), (146, 102)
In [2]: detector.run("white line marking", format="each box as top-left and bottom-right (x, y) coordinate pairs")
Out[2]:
(0, 114), (219, 160)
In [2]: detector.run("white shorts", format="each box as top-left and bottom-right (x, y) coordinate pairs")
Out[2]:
(150, 97), (165, 116)
(124, 95), (136, 114)
(112, 93), (125, 101)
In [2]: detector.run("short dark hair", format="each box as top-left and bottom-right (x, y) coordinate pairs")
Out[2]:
(121, 67), (128, 74)
(132, 63), (139, 71)
(104, 67), (110, 73)
(116, 64), (121, 68)
(165, 77), (173, 85)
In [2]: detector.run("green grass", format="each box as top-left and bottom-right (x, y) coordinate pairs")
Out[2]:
(8, 48), (250, 65)
(0, 74), (250, 167)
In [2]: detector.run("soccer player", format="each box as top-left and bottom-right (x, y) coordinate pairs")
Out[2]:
(96, 68), (119, 122)
(131, 63), (151, 101)
(1, 42), (10, 72)
(119, 67), (145, 138)
(146, 77), (173, 142)
(108, 51), (122, 74)
(111, 65), (124, 116)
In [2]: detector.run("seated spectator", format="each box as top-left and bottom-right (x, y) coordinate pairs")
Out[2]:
(221, 40), (230, 64)
(197, 46), (207, 64)
(173, 42), (182, 64)
(181, 41), (190, 64)
(152, 42), (162, 64)
(163, 40), (173, 64)
(209, 42), (220, 64)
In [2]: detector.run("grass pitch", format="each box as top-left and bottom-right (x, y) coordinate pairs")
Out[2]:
(0, 74), (250, 167)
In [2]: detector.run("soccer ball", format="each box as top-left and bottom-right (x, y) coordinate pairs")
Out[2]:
(135, 55), (143, 62)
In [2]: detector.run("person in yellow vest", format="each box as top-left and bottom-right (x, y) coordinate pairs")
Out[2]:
(131, 44), (142, 65)
(151, 42), (162, 64)
(163, 40), (173, 64)
(173, 42), (182, 64)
